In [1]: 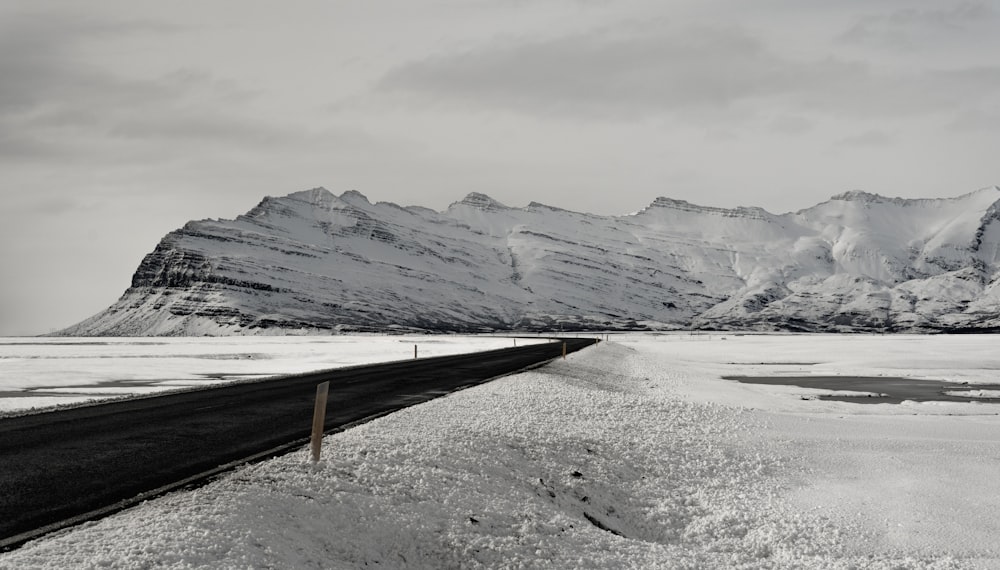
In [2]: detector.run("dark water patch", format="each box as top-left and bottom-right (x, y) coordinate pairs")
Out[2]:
(727, 362), (819, 366)
(0, 392), (76, 399)
(190, 354), (270, 360)
(14, 377), (236, 394)
(0, 342), (168, 346)
(197, 373), (273, 380)
(3, 376), (270, 401)
(0, 353), (269, 360)
(723, 375), (1000, 404)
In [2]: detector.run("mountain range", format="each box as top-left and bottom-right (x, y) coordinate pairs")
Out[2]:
(60, 186), (1000, 335)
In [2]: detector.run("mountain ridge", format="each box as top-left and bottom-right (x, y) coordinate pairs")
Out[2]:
(59, 186), (1000, 336)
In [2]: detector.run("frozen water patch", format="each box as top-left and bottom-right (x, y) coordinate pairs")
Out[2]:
(31, 387), (171, 395)
(0, 335), (547, 414)
(725, 374), (1000, 404)
(799, 390), (891, 399)
(946, 389), (1000, 399)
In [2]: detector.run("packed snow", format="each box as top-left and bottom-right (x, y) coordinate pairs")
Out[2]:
(0, 335), (547, 414)
(3, 334), (999, 568)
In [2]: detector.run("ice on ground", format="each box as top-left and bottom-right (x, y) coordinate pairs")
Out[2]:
(946, 389), (1000, 399)
(653, 332), (1000, 415)
(804, 390), (890, 399)
(0, 335), (547, 414)
(3, 335), (991, 569)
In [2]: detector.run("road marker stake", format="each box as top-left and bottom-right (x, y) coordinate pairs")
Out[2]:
(562, 342), (567, 359)
(310, 381), (330, 463)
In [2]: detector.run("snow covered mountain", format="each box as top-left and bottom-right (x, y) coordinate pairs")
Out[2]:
(61, 186), (1000, 335)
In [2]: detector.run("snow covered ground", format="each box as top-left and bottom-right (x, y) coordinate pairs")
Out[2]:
(3, 334), (999, 568)
(0, 335), (547, 414)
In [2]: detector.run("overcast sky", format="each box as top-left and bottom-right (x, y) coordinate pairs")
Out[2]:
(2, 0), (999, 335)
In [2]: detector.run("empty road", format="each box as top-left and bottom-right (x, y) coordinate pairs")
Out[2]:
(0, 337), (596, 549)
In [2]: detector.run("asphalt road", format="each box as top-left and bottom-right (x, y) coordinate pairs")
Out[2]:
(0, 337), (596, 549)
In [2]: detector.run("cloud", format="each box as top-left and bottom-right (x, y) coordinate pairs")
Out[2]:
(835, 129), (894, 148)
(0, 11), (177, 161)
(379, 25), (809, 120)
(0, 11), (174, 112)
(0, 9), (299, 169)
(948, 108), (1000, 132)
(768, 115), (815, 135)
(840, 3), (997, 47)
(377, 20), (1000, 128)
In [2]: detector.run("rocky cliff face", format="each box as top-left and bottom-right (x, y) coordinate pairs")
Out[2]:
(60, 186), (1000, 335)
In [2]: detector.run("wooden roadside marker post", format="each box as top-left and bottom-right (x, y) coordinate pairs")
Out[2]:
(414, 344), (418, 359)
(310, 381), (330, 463)
(562, 342), (567, 360)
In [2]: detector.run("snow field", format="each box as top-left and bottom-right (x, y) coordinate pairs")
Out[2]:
(0, 335), (547, 414)
(617, 333), (1000, 567)
(1, 338), (977, 568)
(635, 333), (1000, 415)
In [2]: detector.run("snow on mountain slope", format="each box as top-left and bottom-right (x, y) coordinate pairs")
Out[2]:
(60, 186), (1000, 336)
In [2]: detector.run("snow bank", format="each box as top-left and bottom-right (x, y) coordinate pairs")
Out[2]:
(2, 338), (978, 568)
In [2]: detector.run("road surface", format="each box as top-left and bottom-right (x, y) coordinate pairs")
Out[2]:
(0, 337), (596, 549)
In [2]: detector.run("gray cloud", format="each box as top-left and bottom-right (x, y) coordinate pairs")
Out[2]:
(380, 25), (804, 119)
(768, 115), (815, 135)
(378, 21), (1000, 127)
(949, 108), (1000, 132)
(836, 130), (894, 148)
(0, 12), (174, 112)
(840, 3), (997, 47)
(0, 129), (61, 160)
(0, 11), (176, 161)
(0, 11), (282, 166)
